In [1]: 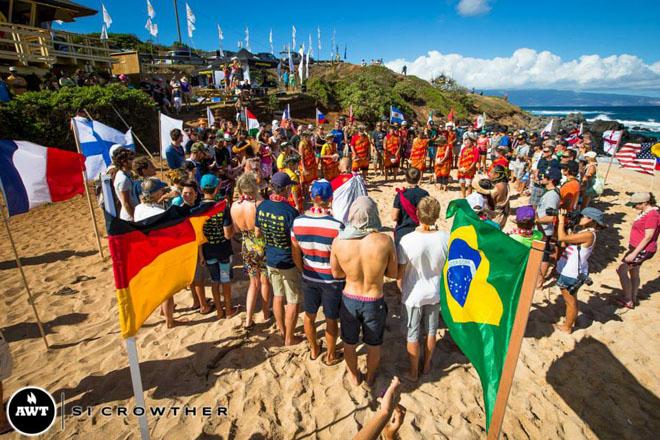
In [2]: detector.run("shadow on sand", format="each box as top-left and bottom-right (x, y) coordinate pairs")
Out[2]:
(547, 337), (660, 439)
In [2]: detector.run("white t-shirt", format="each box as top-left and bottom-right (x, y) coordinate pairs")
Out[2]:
(114, 170), (139, 221)
(398, 230), (450, 307)
(133, 204), (165, 222)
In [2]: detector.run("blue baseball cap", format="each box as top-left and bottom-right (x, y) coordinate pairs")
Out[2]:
(200, 174), (220, 190)
(271, 171), (294, 188)
(540, 166), (562, 182)
(310, 179), (333, 201)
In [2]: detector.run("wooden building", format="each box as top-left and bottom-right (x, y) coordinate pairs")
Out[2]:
(0, 0), (113, 72)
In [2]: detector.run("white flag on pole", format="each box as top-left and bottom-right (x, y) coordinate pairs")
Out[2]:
(602, 130), (623, 155)
(207, 107), (215, 127)
(245, 26), (250, 51)
(292, 25), (296, 50)
(308, 34), (313, 57)
(269, 29), (273, 54)
(100, 24), (108, 41)
(185, 2), (195, 38)
(145, 18), (158, 37)
(146, 0), (155, 19)
(217, 24), (224, 56)
(317, 26), (321, 55)
(306, 46), (311, 79)
(159, 113), (189, 158)
(298, 43), (305, 82)
(102, 4), (112, 29)
(540, 119), (554, 136)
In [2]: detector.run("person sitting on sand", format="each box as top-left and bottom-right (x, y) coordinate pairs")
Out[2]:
(616, 192), (659, 310)
(397, 196), (449, 382)
(256, 172), (303, 346)
(291, 180), (345, 365)
(230, 173), (270, 328)
(198, 174), (237, 319)
(331, 196), (397, 386)
(353, 376), (406, 440)
(554, 207), (605, 333)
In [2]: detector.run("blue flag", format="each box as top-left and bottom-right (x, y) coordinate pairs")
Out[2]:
(390, 106), (404, 124)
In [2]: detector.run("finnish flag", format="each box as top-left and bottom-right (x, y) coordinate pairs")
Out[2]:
(390, 106), (404, 124)
(72, 116), (134, 180)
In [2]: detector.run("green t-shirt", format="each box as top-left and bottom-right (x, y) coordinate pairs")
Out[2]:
(510, 230), (544, 247)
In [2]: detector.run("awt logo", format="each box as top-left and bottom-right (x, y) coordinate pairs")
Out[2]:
(6, 387), (57, 436)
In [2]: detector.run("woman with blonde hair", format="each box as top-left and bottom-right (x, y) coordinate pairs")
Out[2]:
(230, 173), (270, 328)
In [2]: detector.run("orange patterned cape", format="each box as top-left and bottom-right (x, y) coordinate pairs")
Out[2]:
(410, 138), (429, 171)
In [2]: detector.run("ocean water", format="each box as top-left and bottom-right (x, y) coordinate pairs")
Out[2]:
(523, 106), (660, 139)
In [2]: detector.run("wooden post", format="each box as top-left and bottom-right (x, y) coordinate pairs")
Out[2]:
(603, 136), (623, 186)
(486, 240), (545, 440)
(107, 105), (156, 161)
(126, 337), (151, 439)
(0, 195), (49, 350)
(70, 119), (105, 261)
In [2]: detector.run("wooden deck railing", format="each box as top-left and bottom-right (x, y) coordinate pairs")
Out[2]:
(0, 22), (114, 66)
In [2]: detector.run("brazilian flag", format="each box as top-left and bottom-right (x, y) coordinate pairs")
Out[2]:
(440, 199), (530, 428)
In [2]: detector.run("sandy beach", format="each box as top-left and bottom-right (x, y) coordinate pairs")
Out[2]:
(1, 164), (658, 439)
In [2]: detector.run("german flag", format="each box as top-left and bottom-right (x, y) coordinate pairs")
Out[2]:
(107, 201), (225, 338)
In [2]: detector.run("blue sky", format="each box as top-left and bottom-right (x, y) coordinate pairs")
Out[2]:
(58, 0), (660, 94)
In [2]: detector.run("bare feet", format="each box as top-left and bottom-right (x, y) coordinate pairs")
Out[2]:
(165, 319), (184, 329)
(347, 369), (363, 386)
(285, 335), (303, 346)
(224, 306), (240, 319)
(199, 305), (214, 315)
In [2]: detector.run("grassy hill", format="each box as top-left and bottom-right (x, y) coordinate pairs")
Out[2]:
(305, 63), (532, 128)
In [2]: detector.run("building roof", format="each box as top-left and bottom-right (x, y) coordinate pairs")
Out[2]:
(39, 0), (98, 22)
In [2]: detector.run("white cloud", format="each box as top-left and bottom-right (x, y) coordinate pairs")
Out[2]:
(457, 0), (491, 16)
(385, 48), (660, 91)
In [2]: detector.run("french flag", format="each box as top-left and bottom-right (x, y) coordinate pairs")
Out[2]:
(0, 140), (85, 216)
(316, 108), (327, 124)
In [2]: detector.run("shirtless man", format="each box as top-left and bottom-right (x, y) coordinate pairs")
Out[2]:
(331, 196), (397, 386)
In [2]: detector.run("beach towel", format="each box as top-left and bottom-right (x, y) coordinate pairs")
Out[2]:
(332, 173), (367, 225)
(338, 196), (381, 239)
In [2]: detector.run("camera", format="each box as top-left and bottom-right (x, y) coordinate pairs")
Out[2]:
(567, 273), (593, 295)
(546, 208), (582, 230)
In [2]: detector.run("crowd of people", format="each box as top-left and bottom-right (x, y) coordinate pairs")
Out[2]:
(99, 107), (660, 398)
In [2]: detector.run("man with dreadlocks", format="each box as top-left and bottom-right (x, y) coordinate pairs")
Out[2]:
(473, 164), (511, 228)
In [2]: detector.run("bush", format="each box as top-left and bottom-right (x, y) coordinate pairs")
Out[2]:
(0, 84), (157, 152)
(306, 77), (333, 107)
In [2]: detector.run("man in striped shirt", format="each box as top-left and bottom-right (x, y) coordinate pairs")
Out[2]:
(291, 180), (345, 365)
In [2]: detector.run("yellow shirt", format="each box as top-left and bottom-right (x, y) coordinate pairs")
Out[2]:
(276, 152), (286, 170)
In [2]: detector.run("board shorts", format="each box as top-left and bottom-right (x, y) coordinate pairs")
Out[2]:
(623, 245), (655, 267)
(302, 279), (344, 320)
(340, 293), (387, 346)
(267, 266), (302, 304)
(242, 232), (266, 277)
(401, 303), (439, 343)
(206, 256), (233, 284)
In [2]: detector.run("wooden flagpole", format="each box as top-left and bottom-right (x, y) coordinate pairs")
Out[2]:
(486, 240), (545, 440)
(108, 105), (156, 161)
(0, 194), (49, 350)
(70, 119), (105, 261)
(157, 110), (164, 175)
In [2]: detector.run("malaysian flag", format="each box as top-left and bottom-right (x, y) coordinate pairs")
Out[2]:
(614, 143), (656, 175)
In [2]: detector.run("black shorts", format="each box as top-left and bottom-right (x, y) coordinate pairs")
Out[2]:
(302, 279), (344, 319)
(340, 294), (388, 346)
(436, 175), (449, 185)
(623, 245), (655, 266)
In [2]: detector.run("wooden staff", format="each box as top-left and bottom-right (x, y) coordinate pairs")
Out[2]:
(487, 240), (545, 440)
(0, 195), (49, 350)
(603, 133), (623, 186)
(70, 119), (105, 261)
(107, 105), (156, 161)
